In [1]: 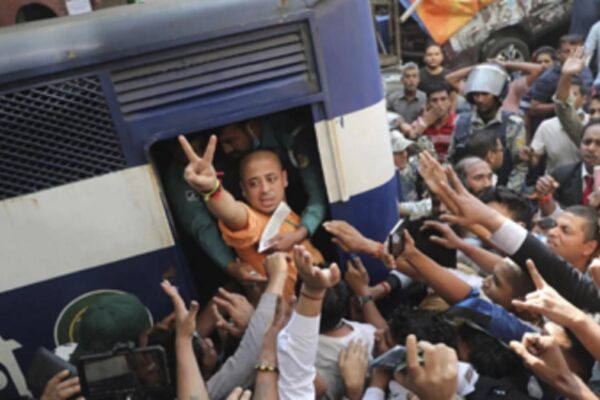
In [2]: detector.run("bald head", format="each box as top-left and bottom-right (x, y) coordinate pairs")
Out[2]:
(239, 149), (283, 180)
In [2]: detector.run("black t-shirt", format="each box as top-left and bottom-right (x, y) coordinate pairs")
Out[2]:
(418, 67), (448, 94)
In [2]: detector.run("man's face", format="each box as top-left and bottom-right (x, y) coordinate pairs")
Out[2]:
(481, 260), (519, 310)
(424, 45), (443, 69)
(472, 92), (497, 116)
(240, 156), (288, 214)
(428, 90), (450, 114)
(589, 99), (600, 118)
(401, 68), (419, 92)
(393, 150), (408, 170)
(536, 52), (555, 70)
(580, 125), (600, 170)
(465, 160), (494, 195)
(559, 42), (579, 64)
(547, 212), (596, 267)
(571, 85), (585, 110)
(219, 124), (253, 158)
(487, 138), (504, 171)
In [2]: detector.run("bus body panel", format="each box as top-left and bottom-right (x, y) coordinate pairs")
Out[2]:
(0, 0), (398, 395)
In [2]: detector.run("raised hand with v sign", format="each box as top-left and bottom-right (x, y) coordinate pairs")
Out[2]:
(178, 134), (218, 194)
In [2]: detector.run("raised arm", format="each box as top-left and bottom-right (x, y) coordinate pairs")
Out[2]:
(179, 135), (247, 230)
(555, 47), (586, 145)
(161, 280), (209, 400)
(401, 230), (472, 305)
(493, 59), (544, 87)
(444, 65), (473, 92)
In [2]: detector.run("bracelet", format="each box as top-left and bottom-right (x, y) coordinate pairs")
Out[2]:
(202, 179), (222, 203)
(300, 290), (324, 301)
(537, 193), (553, 205)
(255, 360), (278, 373)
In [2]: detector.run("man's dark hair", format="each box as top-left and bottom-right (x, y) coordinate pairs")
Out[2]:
(571, 76), (588, 96)
(464, 131), (501, 161)
(479, 186), (532, 229)
(425, 81), (451, 99)
(387, 305), (457, 348)
(457, 323), (529, 385)
(582, 118), (600, 139)
(559, 33), (584, 47)
(319, 282), (351, 333)
(532, 45), (556, 61)
(424, 41), (442, 53)
(564, 205), (600, 243)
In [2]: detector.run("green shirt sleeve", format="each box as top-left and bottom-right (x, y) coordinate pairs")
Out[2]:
(289, 126), (328, 236)
(554, 95), (583, 146)
(163, 163), (235, 271)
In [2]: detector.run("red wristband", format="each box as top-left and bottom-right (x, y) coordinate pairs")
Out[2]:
(374, 242), (384, 259)
(537, 193), (553, 205)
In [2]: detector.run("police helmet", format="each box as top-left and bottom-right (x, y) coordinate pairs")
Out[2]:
(464, 64), (510, 104)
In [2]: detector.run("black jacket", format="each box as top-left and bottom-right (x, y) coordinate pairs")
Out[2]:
(551, 161), (583, 207)
(511, 233), (600, 312)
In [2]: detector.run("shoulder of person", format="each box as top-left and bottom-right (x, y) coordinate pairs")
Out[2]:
(551, 161), (581, 180)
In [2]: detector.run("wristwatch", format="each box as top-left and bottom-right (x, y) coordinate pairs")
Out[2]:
(357, 294), (373, 307)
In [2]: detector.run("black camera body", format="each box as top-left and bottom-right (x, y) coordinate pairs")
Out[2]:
(77, 343), (170, 400)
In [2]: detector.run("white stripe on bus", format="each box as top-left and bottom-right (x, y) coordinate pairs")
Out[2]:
(0, 165), (174, 293)
(315, 99), (394, 203)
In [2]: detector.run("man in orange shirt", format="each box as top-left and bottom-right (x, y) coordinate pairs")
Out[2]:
(179, 134), (323, 298)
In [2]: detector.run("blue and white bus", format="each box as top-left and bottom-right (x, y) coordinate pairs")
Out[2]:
(0, 0), (397, 396)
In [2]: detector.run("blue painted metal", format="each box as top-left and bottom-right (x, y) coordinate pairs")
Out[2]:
(0, 246), (193, 388)
(329, 176), (399, 283)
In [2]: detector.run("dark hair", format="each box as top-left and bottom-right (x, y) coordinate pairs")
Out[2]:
(559, 33), (584, 47)
(464, 131), (501, 161)
(581, 118), (600, 139)
(532, 45), (556, 61)
(592, 94), (600, 103)
(571, 76), (588, 96)
(564, 205), (600, 244)
(319, 282), (351, 333)
(458, 323), (529, 388)
(425, 81), (451, 98)
(424, 41), (442, 53)
(479, 186), (532, 229)
(387, 305), (457, 348)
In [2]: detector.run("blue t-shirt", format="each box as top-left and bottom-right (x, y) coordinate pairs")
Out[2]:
(528, 64), (594, 104)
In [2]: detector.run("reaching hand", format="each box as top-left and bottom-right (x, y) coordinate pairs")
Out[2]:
(437, 166), (501, 229)
(338, 340), (369, 400)
(418, 151), (448, 198)
(179, 134), (218, 193)
(41, 370), (83, 400)
(268, 228), (307, 252)
(212, 288), (255, 337)
(394, 335), (458, 400)
(511, 260), (584, 329)
(197, 337), (218, 375)
(423, 220), (464, 250)
(227, 259), (268, 286)
(561, 46), (587, 76)
(161, 279), (199, 338)
(293, 244), (340, 295)
(225, 387), (252, 400)
(344, 257), (370, 296)
(510, 333), (587, 397)
(534, 175), (559, 199)
(323, 220), (378, 256)
(263, 252), (289, 281)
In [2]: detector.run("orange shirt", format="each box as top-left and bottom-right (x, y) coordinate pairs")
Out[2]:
(219, 203), (324, 298)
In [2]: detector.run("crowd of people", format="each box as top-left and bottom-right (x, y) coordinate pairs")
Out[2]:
(35, 16), (600, 400)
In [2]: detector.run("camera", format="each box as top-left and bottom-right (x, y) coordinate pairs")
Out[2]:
(77, 343), (170, 400)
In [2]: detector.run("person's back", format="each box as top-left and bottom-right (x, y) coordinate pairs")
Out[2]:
(531, 115), (581, 173)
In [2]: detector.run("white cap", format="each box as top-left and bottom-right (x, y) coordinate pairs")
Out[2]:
(390, 129), (414, 153)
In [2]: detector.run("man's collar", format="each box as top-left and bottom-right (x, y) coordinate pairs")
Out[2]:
(472, 108), (502, 126)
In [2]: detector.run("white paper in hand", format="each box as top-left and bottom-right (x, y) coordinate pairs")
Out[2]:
(258, 202), (291, 253)
(65, 0), (93, 15)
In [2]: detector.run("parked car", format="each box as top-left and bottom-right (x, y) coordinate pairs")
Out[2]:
(378, 0), (573, 68)
(0, 0), (101, 26)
